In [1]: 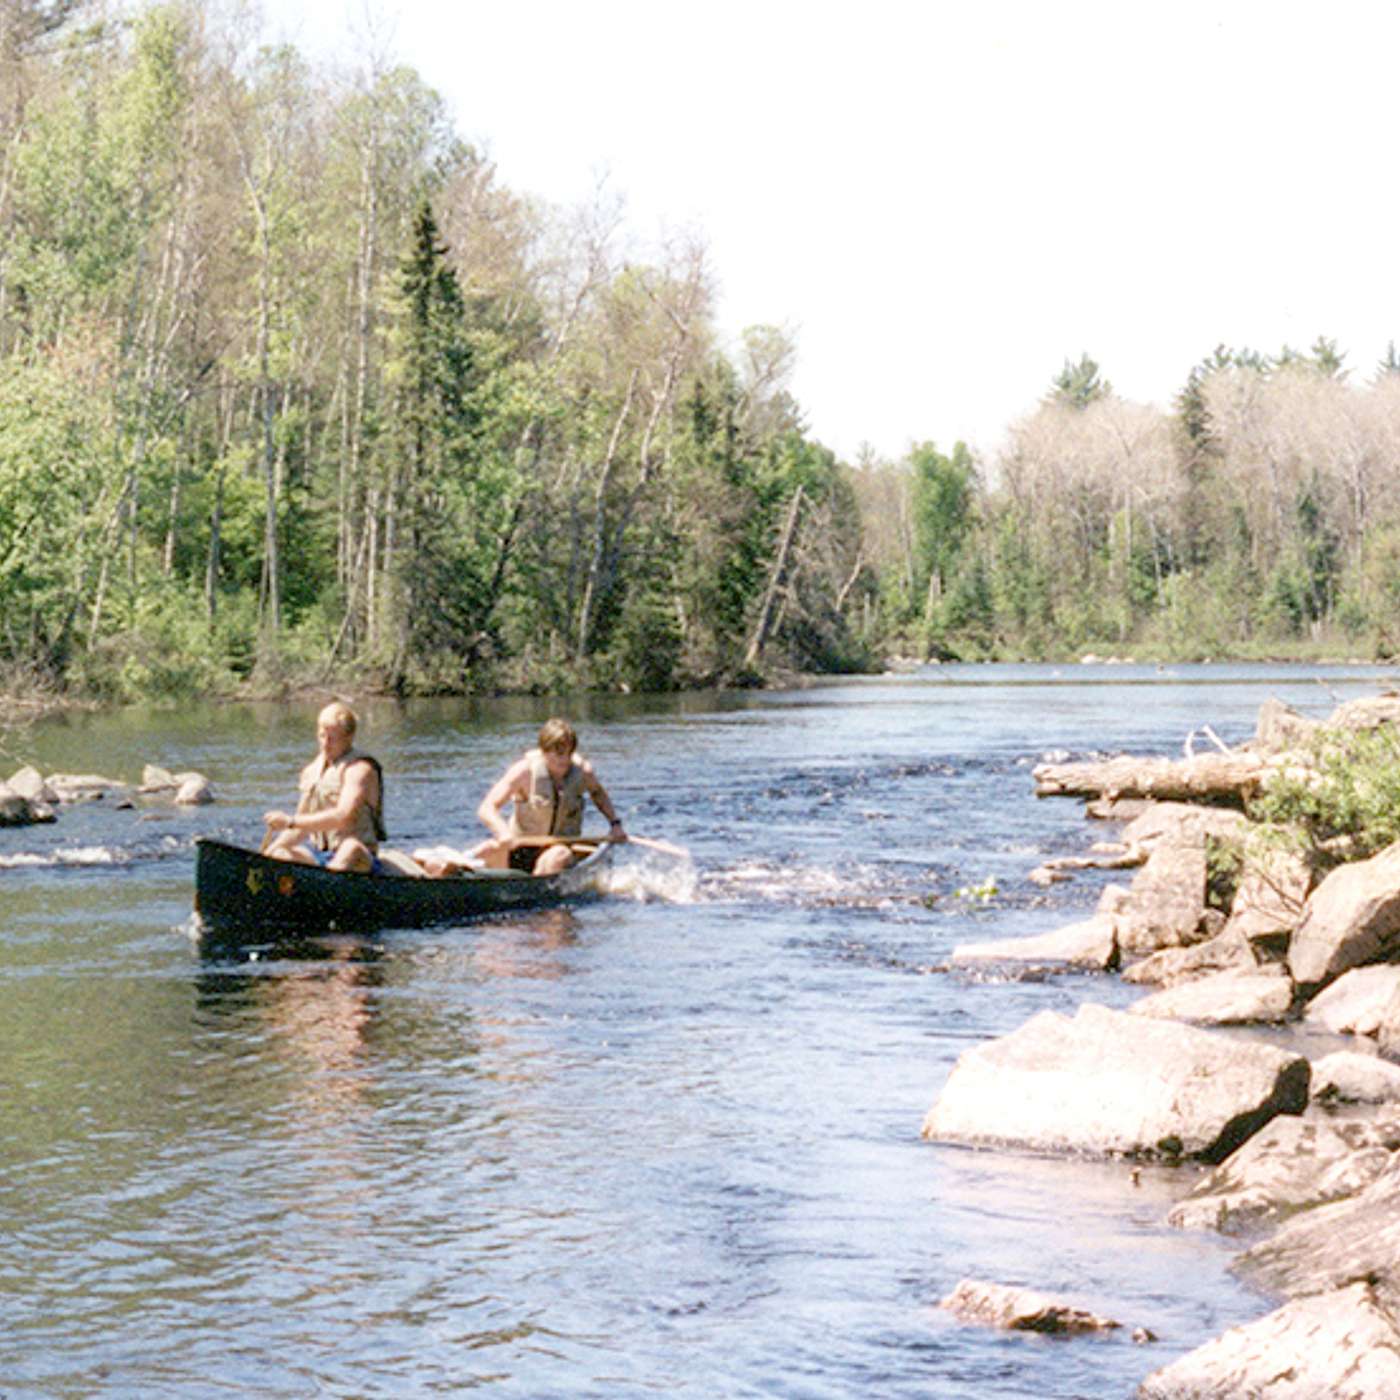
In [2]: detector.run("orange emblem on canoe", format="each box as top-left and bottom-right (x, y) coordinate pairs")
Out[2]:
(278, 873), (296, 897)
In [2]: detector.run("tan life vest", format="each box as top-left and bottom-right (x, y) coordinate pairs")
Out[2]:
(300, 747), (386, 852)
(510, 749), (586, 837)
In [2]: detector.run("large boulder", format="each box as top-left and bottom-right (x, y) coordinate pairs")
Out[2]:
(1129, 967), (1294, 1026)
(1235, 1153), (1400, 1299)
(1304, 964), (1400, 1036)
(922, 1003), (1309, 1163)
(1136, 1281), (1400, 1399)
(1166, 1114), (1394, 1233)
(1287, 843), (1400, 992)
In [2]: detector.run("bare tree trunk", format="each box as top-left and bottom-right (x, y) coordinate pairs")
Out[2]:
(745, 486), (805, 669)
(575, 370), (637, 656)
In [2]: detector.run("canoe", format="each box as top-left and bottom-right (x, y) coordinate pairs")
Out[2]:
(193, 836), (615, 940)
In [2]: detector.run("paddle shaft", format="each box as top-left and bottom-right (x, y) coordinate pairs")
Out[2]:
(509, 832), (689, 858)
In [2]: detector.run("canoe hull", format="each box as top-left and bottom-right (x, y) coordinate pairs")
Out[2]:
(193, 837), (613, 940)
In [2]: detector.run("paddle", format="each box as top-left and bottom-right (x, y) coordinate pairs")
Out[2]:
(509, 832), (690, 859)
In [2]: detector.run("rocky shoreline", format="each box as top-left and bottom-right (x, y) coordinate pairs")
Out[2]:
(928, 692), (1400, 1397)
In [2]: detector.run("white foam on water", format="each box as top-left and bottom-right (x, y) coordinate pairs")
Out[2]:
(0, 845), (125, 869)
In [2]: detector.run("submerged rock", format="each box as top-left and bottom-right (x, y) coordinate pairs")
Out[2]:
(922, 1003), (1308, 1162)
(939, 1277), (1125, 1335)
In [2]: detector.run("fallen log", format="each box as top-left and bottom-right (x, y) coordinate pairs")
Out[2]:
(1032, 751), (1267, 806)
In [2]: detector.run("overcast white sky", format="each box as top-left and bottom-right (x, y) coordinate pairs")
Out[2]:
(274, 0), (1400, 464)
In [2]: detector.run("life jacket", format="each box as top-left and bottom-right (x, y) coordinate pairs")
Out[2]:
(510, 749), (586, 837)
(300, 747), (386, 852)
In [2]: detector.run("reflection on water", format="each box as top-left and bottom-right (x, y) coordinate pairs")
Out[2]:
(6, 665), (1396, 1397)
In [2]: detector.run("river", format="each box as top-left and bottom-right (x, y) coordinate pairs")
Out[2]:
(1, 661), (1390, 1398)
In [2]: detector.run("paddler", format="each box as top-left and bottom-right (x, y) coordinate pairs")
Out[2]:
(263, 701), (385, 873)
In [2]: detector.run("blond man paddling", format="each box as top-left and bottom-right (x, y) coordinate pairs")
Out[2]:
(263, 702), (386, 874)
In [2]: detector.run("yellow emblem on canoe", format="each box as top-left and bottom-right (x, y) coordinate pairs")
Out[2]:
(246, 868), (263, 894)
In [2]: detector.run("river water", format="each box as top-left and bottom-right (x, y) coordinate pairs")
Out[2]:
(1, 661), (1391, 1398)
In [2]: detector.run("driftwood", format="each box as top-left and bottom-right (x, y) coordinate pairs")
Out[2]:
(1032, 751), (1267, 806)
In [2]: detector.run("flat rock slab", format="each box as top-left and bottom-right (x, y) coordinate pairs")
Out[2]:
(1136, 1281), (1400, 1399)
(939, 1278), (1122, 1334)
(951, 914), (1118, 971)
(922, 1002), (1309, 1162)
(1129, 968), (1294, 1026)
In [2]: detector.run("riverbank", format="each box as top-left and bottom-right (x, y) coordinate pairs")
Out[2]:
(928, 692), (1400, 1395)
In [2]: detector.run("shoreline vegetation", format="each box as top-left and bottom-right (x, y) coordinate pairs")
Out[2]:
(7, 7), (1400, 710)
(930, 692), (1400, 1395)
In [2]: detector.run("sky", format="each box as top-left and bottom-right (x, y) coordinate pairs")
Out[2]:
(273, 0), (1400, 465)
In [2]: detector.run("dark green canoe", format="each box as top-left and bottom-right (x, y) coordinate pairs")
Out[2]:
(193, 836), (615, 940)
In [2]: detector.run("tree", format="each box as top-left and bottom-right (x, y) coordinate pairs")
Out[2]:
(1046, 353), (1111, 410)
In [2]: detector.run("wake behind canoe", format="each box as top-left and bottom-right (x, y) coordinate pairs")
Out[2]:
(193, 837), (615, 939)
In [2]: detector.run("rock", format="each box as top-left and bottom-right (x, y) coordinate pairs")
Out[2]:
(1090, 804), (1255, 957)
(0, 783), (56, 826)
(950, 914), (1118, 971)
(1100, 842), (1211, 954)
(1312, 1051), (1400, 1104)
(174, 774), (213, 805)
(921, 1002), (1309, 1162)
(1376, 985), (1400, 1061)
(1119, 803), (1251, 850)
(1287, 842), (1400, 993)
(138, 763), (179, 792)
(1136, 1281), (1400, 1399)
(1166, 1114), (1393, 1233)
(1124, 926), (1260, 988)
(1219, 843), (1312, 949)
(45, 772), (129, 802)
(1086, 796), (1157, 822)
(1251, 696), (1321, 754)
(939, 1278), (1122, 1334)
(1235, 1153), (1400, 1299)
(1304, 965), (1400, 1036)
(1326, 693), (1400, 735)
(7, 764), (58, 804)
(1129, 967), (1294, 1026)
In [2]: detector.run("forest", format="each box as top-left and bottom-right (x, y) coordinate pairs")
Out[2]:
(4, 0), (1400, 707)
